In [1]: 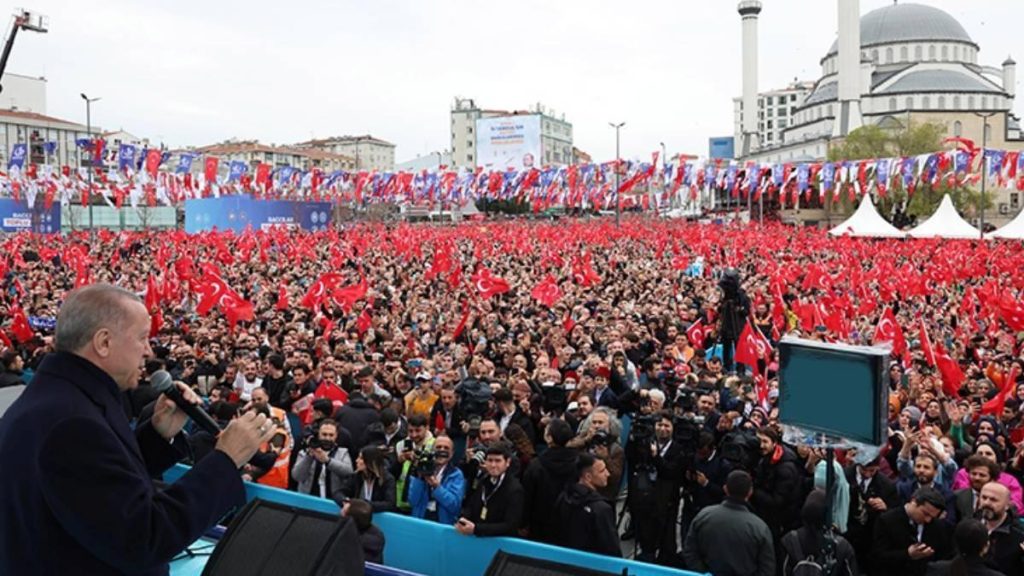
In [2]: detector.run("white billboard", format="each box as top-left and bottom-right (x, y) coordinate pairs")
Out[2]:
(475, 115), (541, 170)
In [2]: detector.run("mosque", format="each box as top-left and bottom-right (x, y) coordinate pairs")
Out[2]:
(736, 1), (1023, 224)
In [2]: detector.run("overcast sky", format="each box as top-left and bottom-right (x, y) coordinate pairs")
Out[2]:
(6, 0), (1021, 163)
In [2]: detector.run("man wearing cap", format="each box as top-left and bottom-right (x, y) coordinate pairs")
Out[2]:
(592, 366), (618, 411)
(405, 371), (437, 421)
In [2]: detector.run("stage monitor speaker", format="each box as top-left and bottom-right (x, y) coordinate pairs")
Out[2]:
(483, 550), (623, 576)
(202, 498), (364, 576)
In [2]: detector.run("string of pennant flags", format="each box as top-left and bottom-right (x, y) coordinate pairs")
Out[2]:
(1, 137), (1023, 212)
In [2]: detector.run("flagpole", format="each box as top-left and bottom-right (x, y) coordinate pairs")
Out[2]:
(974, 111), (997, 239)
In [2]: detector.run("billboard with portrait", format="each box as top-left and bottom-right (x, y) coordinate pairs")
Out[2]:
(475, 115), (542, 170)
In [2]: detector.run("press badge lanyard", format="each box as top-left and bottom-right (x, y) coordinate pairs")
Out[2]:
(480, 474), (505, 521)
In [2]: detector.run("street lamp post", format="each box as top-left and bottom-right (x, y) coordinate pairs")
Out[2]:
(80, 93), (100, 230)
(974, 111), (997, 238)
(660, 141), (667, 208)
(609, 122), (625, 226)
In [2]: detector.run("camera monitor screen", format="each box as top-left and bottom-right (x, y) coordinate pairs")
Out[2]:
(777, 337), (889, 446)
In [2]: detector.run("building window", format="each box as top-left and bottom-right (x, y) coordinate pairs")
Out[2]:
(915, 45), (923, 60)
(953, 121), (962, 136)
(938, 95), (946, 109)
(827, 104), (833, 117)
(906, 96), (914, 109)
(954, 95), (961, 108)
(467, 140), (473, 148)
(969, 95), (976, 108)
(1012, 193), (1020, 209)
(766, 96), (774, 106)
(954, 45), (960, 60)
(767, 120), (773, 128)
(901, 46), (909, 61)
(941, 45), (948, 61)
(982, 96), (989, 109)
(467, 154), (473, 162)
(889, 97), (897, 111)
(778, 119), (788, 129)
(778, 107), (787, 117)
(790, 95), (797, 102)
(923, 96), (930, 108)
(886, 47), (893, 63)
(767, 108), (774, 117)
(467, 126), (473, 134)
(872, 49), (879, 63)
(928, 45), (936, 60)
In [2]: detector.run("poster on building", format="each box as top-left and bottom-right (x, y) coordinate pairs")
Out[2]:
(475, 115), (541, 170)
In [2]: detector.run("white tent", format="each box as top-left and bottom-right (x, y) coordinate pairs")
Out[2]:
(906, 194), (981, 239)
(828, 194), (906, 238)
(987, 207), (1024, 240)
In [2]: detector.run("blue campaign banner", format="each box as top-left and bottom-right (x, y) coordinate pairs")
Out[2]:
(184, 195), (332, 233)
(0, 197), (61, 233)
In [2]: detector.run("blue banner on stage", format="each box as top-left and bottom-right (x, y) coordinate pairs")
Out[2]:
(184, 195), (332, 233)
(0, 197), (60, 233)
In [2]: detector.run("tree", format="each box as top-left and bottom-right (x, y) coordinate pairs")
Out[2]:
(828, 122), (990, 220)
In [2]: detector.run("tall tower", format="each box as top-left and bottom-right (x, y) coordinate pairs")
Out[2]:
(833, 0), (864, 137)
(738, 0), (762, 157)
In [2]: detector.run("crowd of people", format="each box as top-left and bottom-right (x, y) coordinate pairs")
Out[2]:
(3, 217), (1024, 575)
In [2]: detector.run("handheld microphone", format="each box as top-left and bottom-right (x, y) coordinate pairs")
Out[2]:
(151, 370), (222, 436)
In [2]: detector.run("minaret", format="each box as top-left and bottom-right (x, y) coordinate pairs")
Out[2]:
(833, 0), (864, 137)
(738, 0), (762, 157)
(1004, 57), (1017, 97)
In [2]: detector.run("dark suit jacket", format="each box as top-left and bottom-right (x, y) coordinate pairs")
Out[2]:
(873, 504), (954, 576)
(461, 473), (525, 537)
(0, 351), (246, 576)
(954, 488), (977, 524)
(845, 466), (900, 544)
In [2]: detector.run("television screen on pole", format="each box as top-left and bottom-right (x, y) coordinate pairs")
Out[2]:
(777, 337), (889, 445)
(475, 115), (542, 171)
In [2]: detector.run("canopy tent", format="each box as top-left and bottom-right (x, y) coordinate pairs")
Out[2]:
(906, 194), (981, 239)
(828, 194), (906, 238)
(987, 207), (1024, 240)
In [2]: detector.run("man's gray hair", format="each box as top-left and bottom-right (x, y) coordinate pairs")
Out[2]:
(55, 284), (142, 353)
(577, 406), (623, 441)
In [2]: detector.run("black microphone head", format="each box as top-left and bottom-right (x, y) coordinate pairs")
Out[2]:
(150, 370), (174, 393)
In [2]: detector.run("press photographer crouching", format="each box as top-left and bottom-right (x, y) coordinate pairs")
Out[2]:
(292, 420), (354, 499)
(408, 435), (466, 524)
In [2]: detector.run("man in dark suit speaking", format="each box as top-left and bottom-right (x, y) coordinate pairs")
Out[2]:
(0, 284), (275, 575)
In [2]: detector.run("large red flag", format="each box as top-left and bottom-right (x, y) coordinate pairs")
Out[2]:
(204, 156), (219, 183)
(471, 268), (510, 300)
(873, 307), (906, 355)
(918, 318), (936, 366)
(530, 275), (561, 308)
(686, 319), (707, 348)
(300, 273), (344, 310)
(276, 283), (290, 311)
(934, 342), (965, 398)
(997, 297), (1024, 332)
(452, 300), (471, 341)
(982, 364), (1021, 416)
(144, 149), (161, 178)
(735, 321), (772, 368)
(356, 300), (374, 336)
(9, 305), (34, 343)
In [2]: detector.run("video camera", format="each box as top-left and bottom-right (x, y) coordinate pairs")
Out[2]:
(455, 377), (492, 438)
(306, 437), (336, 452)
(410, 446), (441, 477)
(541, 381), (570, 414)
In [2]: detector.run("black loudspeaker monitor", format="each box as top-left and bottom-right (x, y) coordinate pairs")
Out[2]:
(483, 550), (622, 576)
(202, 498), (364, 576)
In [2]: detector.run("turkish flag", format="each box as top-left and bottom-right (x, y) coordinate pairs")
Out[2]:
(530, 275), (561, 308)
(686, 319), (707, 348)
(144, 149), (161, 178)
(735, 321), (772, 368)
(204, 156), (219, 183)
(92, 139), (105, 166)
(149, 306), (164, 338)
(934, 343), (965, 398)
(356, 300), (374, 336)
(9, 306), (34, 343)
(255, 163), (270, 189)
(300, 272), (344, 310)
(276, 283), (290, 311)
(983, 364), (1020, 415)
(873, 307), (906, 355)
(331, 275), (369, 313)
(997, 297), (1024, 332)
(919, 318), (936, 366)
(145, 274), (160, 313)
(471, 268), (510, 300)
(452, 300), (471, 341)
(571, 254), (602, 287)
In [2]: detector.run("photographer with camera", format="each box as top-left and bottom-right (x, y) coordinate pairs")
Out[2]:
(626, 410), (686, 565)
(292, 420), (354, 499)
(680, 430), (732, 544)
(392, 414), (435, 512)
(408, 435), (465, 524)
(716, 268), (750, 375)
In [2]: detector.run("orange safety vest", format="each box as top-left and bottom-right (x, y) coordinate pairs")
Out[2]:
(256, 406), (293, 489)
